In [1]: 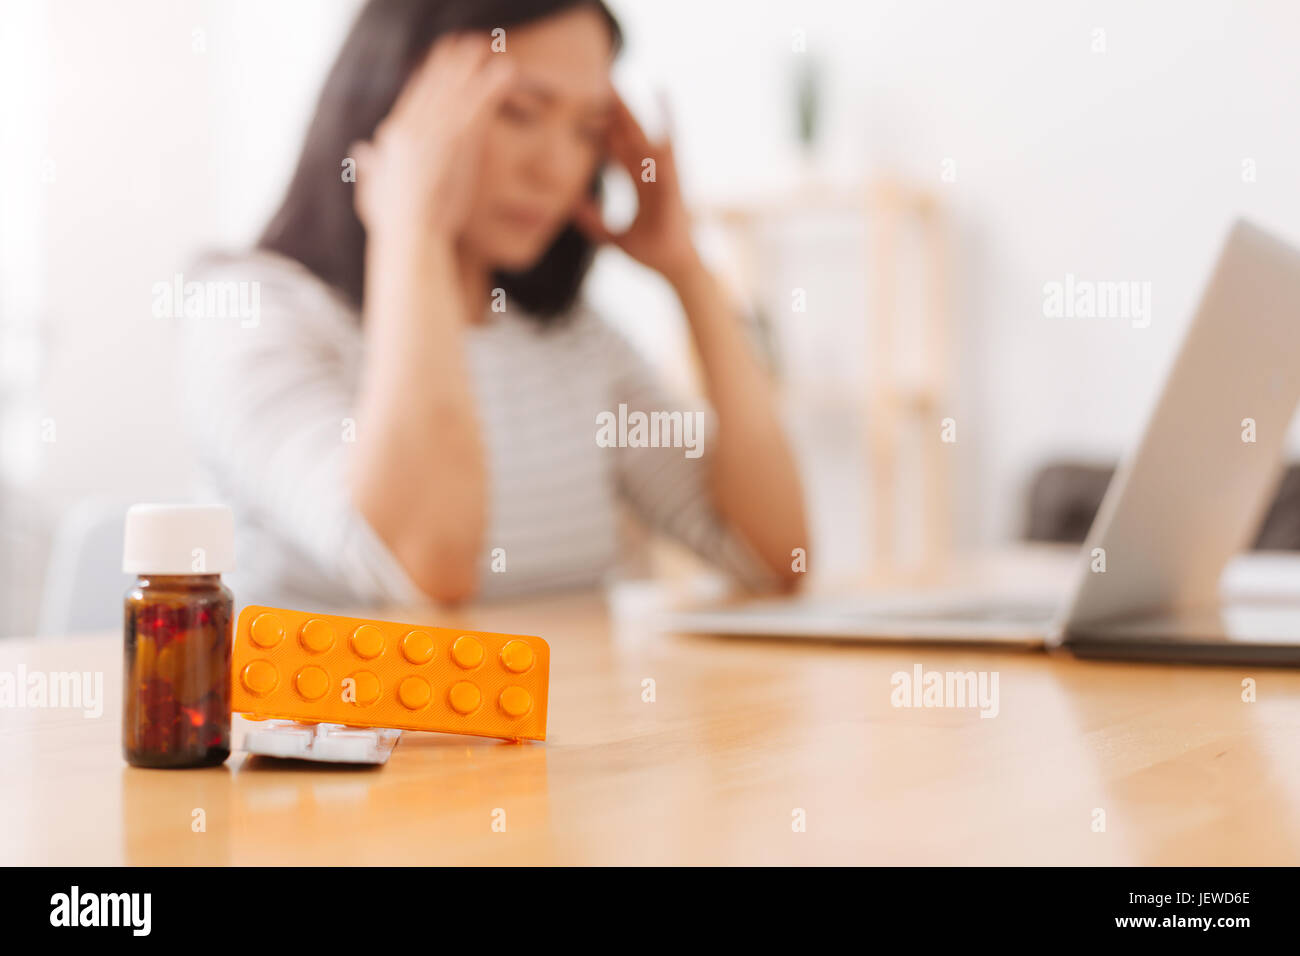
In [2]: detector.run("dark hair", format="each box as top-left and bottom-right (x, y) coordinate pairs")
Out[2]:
(259, 0), (622, 320)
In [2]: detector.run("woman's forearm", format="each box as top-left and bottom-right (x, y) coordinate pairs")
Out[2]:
(350, 235), (487, 602)
(669, 259), (809, 588)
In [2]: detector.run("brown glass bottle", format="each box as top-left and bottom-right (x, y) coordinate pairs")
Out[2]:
(123, 574), (232, 768)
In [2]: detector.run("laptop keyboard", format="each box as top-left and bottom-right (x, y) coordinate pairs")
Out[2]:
(889, 600), (1058, 624)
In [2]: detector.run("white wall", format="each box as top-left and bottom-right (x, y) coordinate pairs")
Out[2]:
(6, 0), (1300, 616)
(4, 0), (356, 512)
(0, 0), (359, 632)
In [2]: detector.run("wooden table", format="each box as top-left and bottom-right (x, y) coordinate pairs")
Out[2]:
(3, 553), (1299, 865)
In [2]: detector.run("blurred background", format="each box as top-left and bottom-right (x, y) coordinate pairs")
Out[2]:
(3, 0), (1300, 636)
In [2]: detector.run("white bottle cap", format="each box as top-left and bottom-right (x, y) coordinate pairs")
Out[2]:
(122, 503), (235, 575)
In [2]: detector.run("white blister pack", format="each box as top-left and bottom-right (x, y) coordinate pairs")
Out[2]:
(242, 720), (402, 765)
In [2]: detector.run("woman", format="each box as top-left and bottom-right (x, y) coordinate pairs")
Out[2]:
(187, 0), (807, 608)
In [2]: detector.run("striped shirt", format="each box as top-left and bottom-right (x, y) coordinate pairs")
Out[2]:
(183, 250), (771, 609)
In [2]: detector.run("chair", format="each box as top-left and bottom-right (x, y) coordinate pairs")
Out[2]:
(1024, 462), (1300, 549)
(37, 496), (137, 636)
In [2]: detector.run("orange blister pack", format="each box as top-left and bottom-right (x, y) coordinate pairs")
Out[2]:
(230, 606), (549, 741)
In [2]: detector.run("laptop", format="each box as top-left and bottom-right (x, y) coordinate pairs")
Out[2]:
(663, 219), (1300, 664)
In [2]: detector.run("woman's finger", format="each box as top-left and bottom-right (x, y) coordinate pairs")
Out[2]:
(391, 32), (490, 129)
(348, 139), (374, 171)
(604, 119), (652, 180)
(611, 92), (651, 150)
(654, 89), (676, 141)
(444, 32), (492, 89)
(457, 56), (516, 137)
(399, 38), (507, 157)
(389, 34), (456, 125)
(608, 94), (675, 187)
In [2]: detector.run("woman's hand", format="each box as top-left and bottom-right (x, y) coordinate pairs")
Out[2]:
(577, 96), (809, 591)
(352, 34), (514, 243)
(575, 94), (702, 285)
(350, 34), (506, 603)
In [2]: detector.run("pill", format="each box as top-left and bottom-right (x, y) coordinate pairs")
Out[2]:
(241, 660), (278, 696)
(299, 619), (335, 653)
(295, 666), (330, 701)
(499, 686), (532, 718)
(449, 681), (481, 714)
(451, 635), (484, 669)
(500, 640), (534, 673)
(347, 670), (381, 705)
(398, 676), (431, 710)
(401, 629), (435, 664)
(250, 613), (285, 648)
(350, 624), (385, 659)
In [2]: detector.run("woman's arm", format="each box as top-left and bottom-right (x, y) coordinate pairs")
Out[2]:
(350, 236), (485, 603)
(347, 36), (515, 602)
(667, 260), (809, 590)
(577, 97), (809, 588)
